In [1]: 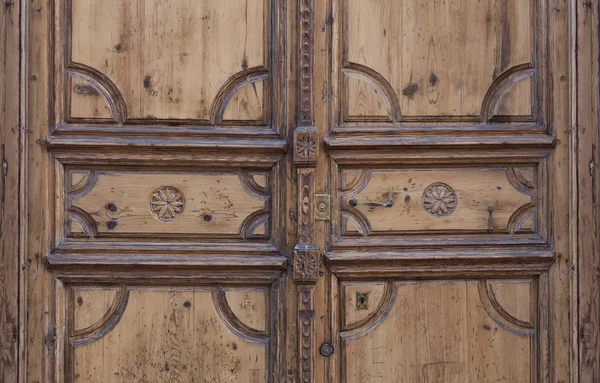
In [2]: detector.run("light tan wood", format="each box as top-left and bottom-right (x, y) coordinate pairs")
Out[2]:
(340, 167), (534, 234)
(343, 0), (532, 118)
(343, 281), (535, 382)
(8, 0), (593, 382)
(69, 0), (266, 122)
(70, 288), (267, 383)
(64, 170), (270, 238)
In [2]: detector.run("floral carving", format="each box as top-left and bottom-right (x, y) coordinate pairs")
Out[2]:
(293, 245), (319, 282)
(150, 187), (185, 222)
(422, 183), (457, 217)
(296, 135), (317, 158)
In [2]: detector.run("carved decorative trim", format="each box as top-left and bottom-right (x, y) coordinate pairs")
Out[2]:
(67, 63), (128, 123)
(298, 286), (314, 383)
(422, 182), (458, 217)
(343, 63), (401, 122)
(238, 171), (270, 201)
(507, 203), (536, 234)
(296, 135), (317, 158)
(480, 64), (536, 122)
(210, 67), (270, 125)
(150, 187), (185, 222)
(299, 0), (314, 124)
(297, 169), (315, 242)
(506, 167), (535, 196)
(67, 206), (98, 238)
(239, 209), (270, 239)
(68, 170), (98, 200)
(340, 209), (372, 236)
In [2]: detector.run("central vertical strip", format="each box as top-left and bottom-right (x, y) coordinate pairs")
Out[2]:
(293, 0), (318, 381)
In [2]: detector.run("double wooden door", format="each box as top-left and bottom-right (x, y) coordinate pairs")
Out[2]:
(22, 0), (572, 381)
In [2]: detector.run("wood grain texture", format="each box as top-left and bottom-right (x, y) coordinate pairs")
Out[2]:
(69, 0), (266, 122)
(64, 169), (271, 239)
(576, 0), (600, 381)
(14, 0), (588, 381)
(0, 0), (20, 381)
(68, 287), (269, 382)
(340, 280), (538, 383)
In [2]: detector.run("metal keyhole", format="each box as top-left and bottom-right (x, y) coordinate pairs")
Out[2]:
(356, 292), (369, 310)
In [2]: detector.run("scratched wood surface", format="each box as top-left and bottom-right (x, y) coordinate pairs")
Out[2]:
(343, 280), (535, 382)
(70, 287), (268, 383)
(65, 170), (270, 238)
(343, 0), (532, 119)
(69, 0), (266, 122)
(0, 0), (19, 381)
(577, 0), (600, 381)
(339, 167), (534, 234)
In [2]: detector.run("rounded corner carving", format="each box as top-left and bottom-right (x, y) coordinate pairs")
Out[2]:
(210, 67), (269, 125)
(212, 287), (269, 345)
(478, 280), (534, 337)
(343, 63), (401, 122)
(71, 286), (130, 346)
(341, 282), (397, 340)
(67, 63), (128, 123)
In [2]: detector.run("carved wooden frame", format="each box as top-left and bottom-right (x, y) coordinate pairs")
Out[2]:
(328, 149), (552, 254)
(48, 0), (287, 143)
(327, 0), (553, 147)
(50, 272), (286, 383)
(330, 274), (549, 382)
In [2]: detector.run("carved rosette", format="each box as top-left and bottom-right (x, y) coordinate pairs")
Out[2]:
(293, 244), (319, 283)
(150, 186), (185, 222)
(422, 182), (457, 217)
(294, 127), (319, 164)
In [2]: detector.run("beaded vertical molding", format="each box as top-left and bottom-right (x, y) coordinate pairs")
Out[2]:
(293, 0), (318, 381)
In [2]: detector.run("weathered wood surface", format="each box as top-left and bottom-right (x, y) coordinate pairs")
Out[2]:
(5, 0), (595, 382)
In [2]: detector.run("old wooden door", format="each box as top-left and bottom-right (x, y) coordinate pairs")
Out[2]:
(22, 0), (573, 382)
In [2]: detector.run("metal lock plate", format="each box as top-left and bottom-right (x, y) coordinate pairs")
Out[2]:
(315, 194), (330, 221)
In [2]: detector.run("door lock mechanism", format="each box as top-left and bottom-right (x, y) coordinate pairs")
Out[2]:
(315, 194), (330, 221)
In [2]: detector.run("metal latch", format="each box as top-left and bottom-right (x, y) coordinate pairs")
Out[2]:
(315, 194), (330, 221)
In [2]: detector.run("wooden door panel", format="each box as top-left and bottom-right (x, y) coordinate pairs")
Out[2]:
(329, 150), (550, 250)
(66, 0), (267, 123)
(61, 168), (272, 240)
(64, 285), (271, 383)
(337, 166), (537, 235)
(34, 0), (289, 381)
(52, 0), (285, 139)
(337, 279), (543, 382)
(319, 0), (569, 381)
(338, 0), (536, 120)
